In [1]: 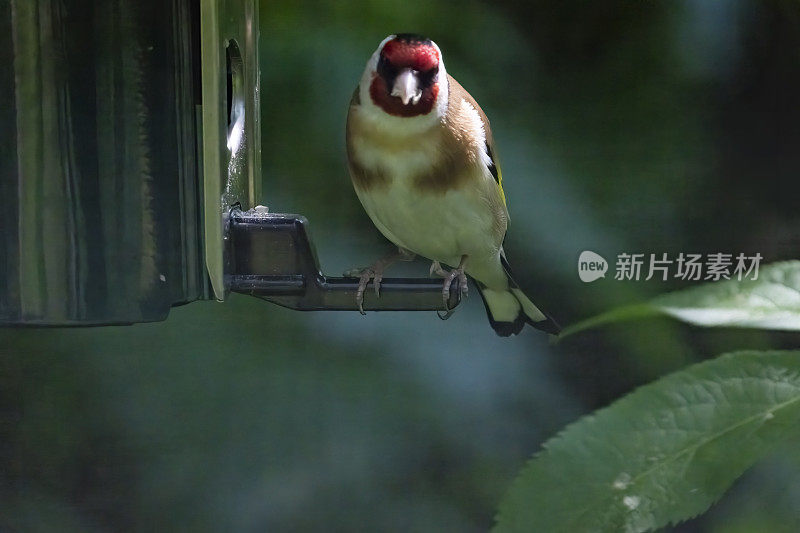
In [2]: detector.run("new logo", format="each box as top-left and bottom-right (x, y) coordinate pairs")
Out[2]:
(578, 251), (608, 283)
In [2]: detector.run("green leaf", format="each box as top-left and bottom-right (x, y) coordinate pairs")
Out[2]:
(494, 350), (800, 533)
(562, 261), (800, 337)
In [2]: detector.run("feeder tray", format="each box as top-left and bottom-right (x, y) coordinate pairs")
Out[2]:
(226, 209), (461, 312)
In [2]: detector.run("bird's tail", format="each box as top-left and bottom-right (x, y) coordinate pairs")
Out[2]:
(475, 257), (560, 337)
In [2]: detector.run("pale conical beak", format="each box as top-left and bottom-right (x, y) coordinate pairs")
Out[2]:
(391, 68), (422, 105)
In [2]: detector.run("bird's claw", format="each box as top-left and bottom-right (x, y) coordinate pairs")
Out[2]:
(356, 269), (376, 315)
(345, 265), (385, 315)
(429, 261), (449, 278)
(432, 262), (468, 319)
(442, 267), (468, 309)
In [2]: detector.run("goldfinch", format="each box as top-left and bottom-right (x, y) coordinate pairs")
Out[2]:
(345, 34), (559, 336)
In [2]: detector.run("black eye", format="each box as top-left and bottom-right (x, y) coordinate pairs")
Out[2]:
(377, 56), (398, 82)
(420, 66), (438, 87)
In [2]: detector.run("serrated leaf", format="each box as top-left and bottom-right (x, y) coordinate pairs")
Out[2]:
(562, 261), (800, 337)
(494, 350), (800, 533)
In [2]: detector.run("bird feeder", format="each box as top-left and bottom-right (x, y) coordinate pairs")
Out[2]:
(0, 0), (460, 327)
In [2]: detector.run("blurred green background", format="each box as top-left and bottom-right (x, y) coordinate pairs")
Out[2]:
(3, 1), (800, 531)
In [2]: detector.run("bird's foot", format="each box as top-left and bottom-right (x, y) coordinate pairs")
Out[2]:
(345, 249), (414, 314)
(344, 264), (387, 315)
(431, 257), (468, 320)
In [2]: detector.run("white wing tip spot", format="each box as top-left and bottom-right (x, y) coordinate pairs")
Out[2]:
(622, 495), (641, 511)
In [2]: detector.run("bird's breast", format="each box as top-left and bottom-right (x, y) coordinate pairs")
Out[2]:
(347, 107), (504, 265)
(353, 160), (500, 266)
(350, 130), (474, 197)
(352, 135), (440, 186)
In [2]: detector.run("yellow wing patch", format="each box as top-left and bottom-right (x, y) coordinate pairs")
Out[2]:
(485, 142), (506, 206)
(497, 167), (506, 206)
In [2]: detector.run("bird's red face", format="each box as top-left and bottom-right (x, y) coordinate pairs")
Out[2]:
(369, 34), (441, 118)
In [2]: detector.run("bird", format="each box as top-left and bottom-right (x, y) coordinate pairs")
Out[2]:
(344, 33), (559, 336)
